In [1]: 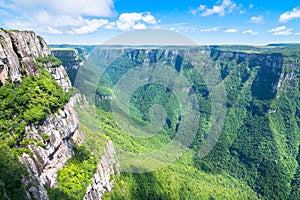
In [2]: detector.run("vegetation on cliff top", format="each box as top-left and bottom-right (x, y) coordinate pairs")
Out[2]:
(0, 54), (70, 199)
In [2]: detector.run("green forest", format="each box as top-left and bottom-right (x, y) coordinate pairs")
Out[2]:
(1, 43), (299, 200)
(73, 46), (300, 200)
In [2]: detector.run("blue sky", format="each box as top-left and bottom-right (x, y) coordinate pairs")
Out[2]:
(0, 0), (300, 45)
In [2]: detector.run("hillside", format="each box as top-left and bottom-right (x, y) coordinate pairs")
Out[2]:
(1, 28), (299, 200)
(0, 29), (118, 200)
(71, 45), (300, 200)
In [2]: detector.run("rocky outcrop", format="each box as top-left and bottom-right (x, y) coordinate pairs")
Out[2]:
(0, 29), (71, 91)
(44, 64), (72, 92)
(0, 29), (119, 200)
(20, 94), (83, 200)
(0, 29), (23, 84)
(51, 49), (82, 85)
(84, 141), (120, 200)
(0, 29), (49, 84)
(51, 49), (81, 70)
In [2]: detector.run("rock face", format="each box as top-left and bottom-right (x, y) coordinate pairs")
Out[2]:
(0, 29), (71, 91)
(51, 49), (82, 85)
(44, 64), (72, 92)
(0, 29), (118, 200)
(51, 49), (81, 70)
(84, 141), (120, 200)
(20, 94), (81, 199)
(0, 29), (49, 84)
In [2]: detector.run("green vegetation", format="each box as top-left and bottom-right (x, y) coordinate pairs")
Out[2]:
(197, 48), (300, 200)
(48, 145), (97, 200)
(0, 52), (71, 198)
(36, 55), (62, 67)
(0, 141), (28, 200)
(75, 46), (300, 200)
(1, 42), (299, 199)
(105, 151), (257, 200)
(84, 108), (257, 199)
(0, 69), (69, 146)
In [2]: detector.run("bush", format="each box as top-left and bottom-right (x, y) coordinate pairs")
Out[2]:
(53, 145), (97, 200)
(0, 69), (69, 147)
(36, 55), (62, 68)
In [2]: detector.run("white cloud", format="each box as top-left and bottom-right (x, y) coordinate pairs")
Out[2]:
(134, 23), (147, 30)
(105, 22), (116, 29)
(8, 0), (115, 17)
(250, 15), (264, 24)
(142, 13), (157, 24)
(295, 32), (300, 35)
(3, 0), (115, 34)
(45, 27), (63, 35)
(242, 30), (259, 35)
(116, 12), (158, 31)
(0, 1), (15, 9)
(200, 26), (218, 32)
(5, 12), (110, 34)
(4, 0), (159, 34)
(191, 0), (241, 17)
(224, 28), (238, 33)
(5, 18), (64, 34)
(279, 7), (300, 23)
(70, 19), (109, 34)
(34, 11), (84, 28)
(269, 26), (286, 32)
(268, 26), (293, 35)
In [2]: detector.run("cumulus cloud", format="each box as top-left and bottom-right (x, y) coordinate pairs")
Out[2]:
(200, 26), (218, 32)
(279, 7), (300, 23)
(191, 0), (242, 17)
(3, 0), (115, 34)
(142, 13), (157, 24)
(70, 19), (109, 34)
(250, 15), (264, 24)
(116, 12), (158, 31)
(5, 12), (109, 34)
(224, 28), (238, 33)
(268, 26), (293, 35)
(2, 0), (159, 34)
(8, 0), (115, 17)
(242, 30), (259, 35)
(105, 22), (116, 30)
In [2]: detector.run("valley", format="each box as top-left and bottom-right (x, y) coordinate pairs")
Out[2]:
(54, 45), (300, 199)
(0, 28), (299, 200)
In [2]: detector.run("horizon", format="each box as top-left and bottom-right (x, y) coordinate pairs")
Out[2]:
(48, 43), (300, 47)
(1, 0), (300, 45)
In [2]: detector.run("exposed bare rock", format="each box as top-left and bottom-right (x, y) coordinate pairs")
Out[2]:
(0, 29), (71, 92)
(44, 65), (72, 92)
(1, 29), (118, 200)
(20, 96), (83, 199)
(8, 30), (50, 58)
(0, 29), (21, 84)
(84, 141), (120, 200)
(21, 57), (39, 76)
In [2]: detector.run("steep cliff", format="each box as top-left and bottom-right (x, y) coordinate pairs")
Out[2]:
(0, 29), (118, 200)
(20, 93), (84, 199)
(0, 29), (48, 84)
(78, 46), (299, 200)
(0, 29), (71, 91)
(84, 141), (120, 200)
(51, 49), (82, 85)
